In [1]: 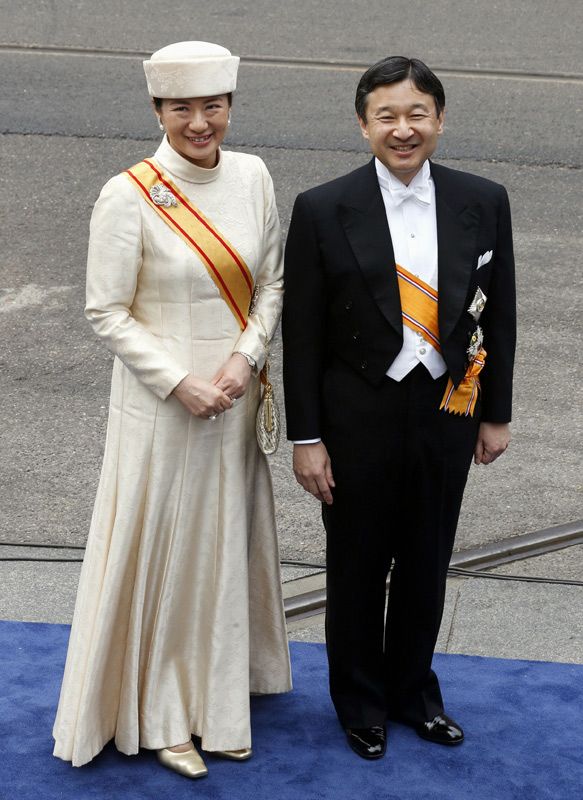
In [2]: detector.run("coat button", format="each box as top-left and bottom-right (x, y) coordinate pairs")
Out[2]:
(345, 301), (353, 311)
(361, 360), (368, 369)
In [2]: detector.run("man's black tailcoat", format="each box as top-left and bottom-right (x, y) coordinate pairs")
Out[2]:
(283, 158), (515, 438)
(282, 158), (516, 727)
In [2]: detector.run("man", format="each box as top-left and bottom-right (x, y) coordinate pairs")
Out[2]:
(282, 57), (515, 760)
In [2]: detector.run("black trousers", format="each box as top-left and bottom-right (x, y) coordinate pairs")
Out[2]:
(321, 362), (480, 728)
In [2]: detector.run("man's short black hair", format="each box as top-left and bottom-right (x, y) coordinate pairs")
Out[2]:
(355, 57), (445, 121)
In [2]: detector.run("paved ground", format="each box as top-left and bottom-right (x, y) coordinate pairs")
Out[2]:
(2, 544), (581, 666)
(0, 2), (582, 662)
(286, 544), (583, 664)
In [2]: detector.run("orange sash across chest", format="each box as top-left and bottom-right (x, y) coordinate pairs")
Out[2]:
(396, 263), (486, 417)
(396, 265), (442, 353)
(125, 159), (253, 331)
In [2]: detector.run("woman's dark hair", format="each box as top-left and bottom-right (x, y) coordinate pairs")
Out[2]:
(355, 57), (445, 121)
(153, 93), (233, 110)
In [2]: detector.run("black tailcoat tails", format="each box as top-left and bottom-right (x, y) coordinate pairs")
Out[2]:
(282, 158), (516, 728)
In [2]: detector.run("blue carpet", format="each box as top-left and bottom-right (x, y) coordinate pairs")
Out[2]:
(0, 620), (582, 800)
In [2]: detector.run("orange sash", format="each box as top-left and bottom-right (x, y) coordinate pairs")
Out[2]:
(396, 264), (486, 417)
(125, 159), (253, 331)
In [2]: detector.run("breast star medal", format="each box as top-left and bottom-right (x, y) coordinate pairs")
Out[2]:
(467, 325), (484, 360)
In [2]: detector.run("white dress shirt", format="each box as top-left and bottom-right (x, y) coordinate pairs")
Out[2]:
(376, 157), (447, 382)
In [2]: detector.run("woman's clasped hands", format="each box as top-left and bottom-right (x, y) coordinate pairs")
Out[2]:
(172, 353), (252, 420)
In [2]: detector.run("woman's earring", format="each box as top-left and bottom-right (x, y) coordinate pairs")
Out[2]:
(227, 112), (232, 127)
(157, 118), (165, 131)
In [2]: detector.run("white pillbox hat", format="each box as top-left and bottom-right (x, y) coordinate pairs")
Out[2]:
(143, 41), (240, 98)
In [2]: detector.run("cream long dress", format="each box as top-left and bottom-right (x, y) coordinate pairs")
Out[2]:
(52, 137), (292, 767)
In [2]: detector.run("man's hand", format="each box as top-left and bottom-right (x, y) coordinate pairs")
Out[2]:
(474, 422), (511, 465)
(293, 442), (335, 505)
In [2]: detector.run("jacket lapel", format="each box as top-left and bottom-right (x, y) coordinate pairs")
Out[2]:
(432, 162), (481, 343)
(338, 159), (481, 344)
(339, 160), (402, 336)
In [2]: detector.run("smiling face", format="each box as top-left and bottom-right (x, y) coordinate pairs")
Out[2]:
(358, 79), (445, 185)
(156, 95), (230, 168)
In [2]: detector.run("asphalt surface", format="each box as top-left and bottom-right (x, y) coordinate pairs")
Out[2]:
(3, 0), (582, 73)
(1, 3), (582, 579)
(2, 50), (583, 166)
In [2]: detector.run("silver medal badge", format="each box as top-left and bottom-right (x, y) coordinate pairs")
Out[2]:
(468, 287), (487, 322)
(149, 183), (178, 208)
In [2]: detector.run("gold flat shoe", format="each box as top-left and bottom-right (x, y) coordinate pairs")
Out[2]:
(157, 745), (208, 778)
(213, 748), (253, 761)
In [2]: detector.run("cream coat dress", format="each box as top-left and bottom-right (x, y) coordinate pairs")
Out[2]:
(52, 138), (292, 767)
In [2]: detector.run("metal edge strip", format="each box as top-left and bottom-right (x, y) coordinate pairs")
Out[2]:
(284, 519), (583, 621)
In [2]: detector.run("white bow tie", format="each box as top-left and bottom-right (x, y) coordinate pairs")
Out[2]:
(390, 182), (432, 206)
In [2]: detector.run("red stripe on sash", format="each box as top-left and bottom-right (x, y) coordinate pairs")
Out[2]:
(143, 159), (253, 293)
(125, 169), (247, 329)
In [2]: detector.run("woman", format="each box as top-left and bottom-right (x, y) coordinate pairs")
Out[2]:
(53, 41), (292, 778)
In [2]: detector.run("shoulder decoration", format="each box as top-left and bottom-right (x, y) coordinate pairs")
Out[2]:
(125, 159), (253, 330)
(396, 263), (486, 417)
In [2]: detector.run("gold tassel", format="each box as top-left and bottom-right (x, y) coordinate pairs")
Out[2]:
(264, 383), (274, 432)
(259, 360), (274, 432)
(440, 347), (486, 417)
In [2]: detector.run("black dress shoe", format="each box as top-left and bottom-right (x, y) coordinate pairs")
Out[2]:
(416, 713), (464, 745)
(345, 725), (387, 759)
